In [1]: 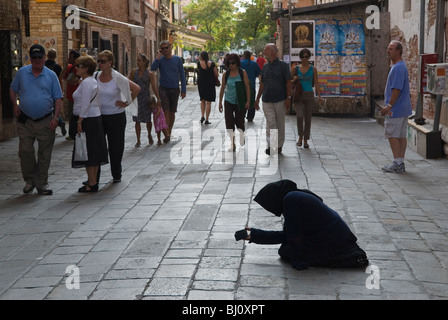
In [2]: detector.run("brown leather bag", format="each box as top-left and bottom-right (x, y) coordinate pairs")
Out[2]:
(292, 78), (303, 102)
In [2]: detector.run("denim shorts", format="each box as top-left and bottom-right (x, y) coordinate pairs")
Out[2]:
(384, 117), (408, 138)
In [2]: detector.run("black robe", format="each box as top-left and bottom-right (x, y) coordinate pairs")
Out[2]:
(251, 180), (369, 270)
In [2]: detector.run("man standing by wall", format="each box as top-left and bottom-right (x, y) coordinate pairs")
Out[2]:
(381, 40), (412, 173)
(151, 40), (187, 143)
(255, 44), (291, 155)
(241, 50), (261, 123)
(9, 44), (63, 195)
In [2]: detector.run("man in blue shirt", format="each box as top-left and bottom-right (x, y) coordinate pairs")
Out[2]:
(10, 44), (63, 195)
(241, 51), (261, 122)
(381, 40), (412, 173)
(151, 40), (187, 143)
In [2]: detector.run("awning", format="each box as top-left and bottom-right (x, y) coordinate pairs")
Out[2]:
(162, 20), (214, 49)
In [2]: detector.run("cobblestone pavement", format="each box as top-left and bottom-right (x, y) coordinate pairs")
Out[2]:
(0, 82), (447, 301)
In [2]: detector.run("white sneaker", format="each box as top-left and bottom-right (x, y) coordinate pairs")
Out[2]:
(382, 162), (405, 173)
(239, 131), (245, 146)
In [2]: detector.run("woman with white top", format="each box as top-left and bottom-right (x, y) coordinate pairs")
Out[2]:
(72, 55), (108, 192)
(95, 50), (140, 183)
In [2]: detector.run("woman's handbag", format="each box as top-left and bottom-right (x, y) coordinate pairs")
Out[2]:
(74, 132), (88, 161)
(214, 74), (221, 87)
(292, 78), (303, 102)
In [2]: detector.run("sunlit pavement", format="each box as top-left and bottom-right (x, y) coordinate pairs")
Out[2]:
(0, 82), (447, 300)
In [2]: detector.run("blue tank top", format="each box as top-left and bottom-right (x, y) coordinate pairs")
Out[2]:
(297, 65), (314, 92)
(225, 74), (242, 105)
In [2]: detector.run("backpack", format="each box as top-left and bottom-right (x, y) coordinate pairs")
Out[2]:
(225, 68), (254, 110)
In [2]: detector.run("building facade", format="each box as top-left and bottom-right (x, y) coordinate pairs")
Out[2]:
(0, 0), (192, 141)
(274, 0), (448, 157)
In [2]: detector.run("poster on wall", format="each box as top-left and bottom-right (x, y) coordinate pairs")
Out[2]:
(22, 37), (58, 65)
(338, 19), (366, 96)
(314, 18), (366, 97)
(316, 19), (340, 96)
(290, 20), (315, 63)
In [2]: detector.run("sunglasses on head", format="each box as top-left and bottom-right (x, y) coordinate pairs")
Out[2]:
(97, 59), (108, 64)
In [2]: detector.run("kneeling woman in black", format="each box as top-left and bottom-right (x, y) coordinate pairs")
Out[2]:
(243, 180), (369, 270)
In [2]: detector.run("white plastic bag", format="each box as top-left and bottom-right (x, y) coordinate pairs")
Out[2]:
(74, 132), (88, 161)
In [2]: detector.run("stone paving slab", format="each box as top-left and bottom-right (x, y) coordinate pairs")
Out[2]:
(0, 82), (447, 303)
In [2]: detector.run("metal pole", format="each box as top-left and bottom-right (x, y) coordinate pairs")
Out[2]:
(433, 0), (445, 132)
(415, 0), (425, 122)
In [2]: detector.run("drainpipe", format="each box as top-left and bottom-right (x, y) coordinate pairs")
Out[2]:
(433, 0), (445, 132)
(415, 0), (425, 122)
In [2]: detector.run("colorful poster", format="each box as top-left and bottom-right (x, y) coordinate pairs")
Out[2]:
(316, 19), (340, 96)
(316, 19), (339, 56)
(22, 37), (58, 65)
(290, 20), (315, 62)
(313, 18), (366, 97)
(338, 19), (365, 56)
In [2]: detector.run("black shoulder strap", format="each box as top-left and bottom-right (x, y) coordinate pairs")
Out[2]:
(225, 68), (244, 83)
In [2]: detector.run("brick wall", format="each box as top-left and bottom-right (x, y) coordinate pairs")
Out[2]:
(0, 0), (22, 141)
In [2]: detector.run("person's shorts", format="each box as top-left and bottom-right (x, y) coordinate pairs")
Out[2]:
(159, 86), (180, 113)
(384, 117), (408, 139)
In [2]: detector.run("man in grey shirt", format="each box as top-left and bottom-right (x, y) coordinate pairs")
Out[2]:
(255, 44), (291, 155)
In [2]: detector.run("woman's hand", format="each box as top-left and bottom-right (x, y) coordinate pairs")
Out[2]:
(244, 227), (251, 241)
(116, 101), (128, 108)
(77, 122), (83, 134)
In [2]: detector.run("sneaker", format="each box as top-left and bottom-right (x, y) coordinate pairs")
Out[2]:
(239, 131), (245, 146)
(382, 162), (405, 173)
(37, 184), (53, 195)
(23, 182), (35, 194)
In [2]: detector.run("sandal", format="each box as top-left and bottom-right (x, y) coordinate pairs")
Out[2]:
(200, 117), (205, 124)
(163, 136), (170, 143)
(304, 142), (309, 148)
(148, 136), (154, 145)
(78, 184), (98, 193)
(297, 138), (303, 147)
(135, 142), (141, 147)
(157, 140), (162, 146)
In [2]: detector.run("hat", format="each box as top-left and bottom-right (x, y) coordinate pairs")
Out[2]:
(29, 44), (45, 59)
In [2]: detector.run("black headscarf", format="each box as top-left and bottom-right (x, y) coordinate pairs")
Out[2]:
(253, 180), (323, 216)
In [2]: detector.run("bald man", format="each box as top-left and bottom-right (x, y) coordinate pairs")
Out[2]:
(255, 44), (291, 155)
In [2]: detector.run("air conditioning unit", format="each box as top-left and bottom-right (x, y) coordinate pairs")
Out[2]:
(426, 63), (448, 95)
